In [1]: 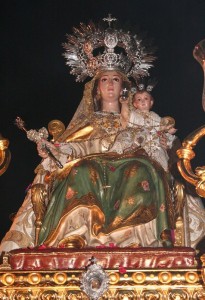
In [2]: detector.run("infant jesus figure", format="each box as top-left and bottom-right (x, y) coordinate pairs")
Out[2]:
(109, 88), (177, 172)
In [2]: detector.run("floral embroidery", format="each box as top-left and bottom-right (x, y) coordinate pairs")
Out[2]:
(66, 187), (76, 200)
(92, 112), (121, 136)
(127, 197), (135, 205)
(124, 165), (138, 178)
(160, 204), (166, 212)
(141, 180), (150, 191)
(109, 165), (116, 172)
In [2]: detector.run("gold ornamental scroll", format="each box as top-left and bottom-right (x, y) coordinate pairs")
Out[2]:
(0, 134), (11, 176)
(177, 125), (205, 197)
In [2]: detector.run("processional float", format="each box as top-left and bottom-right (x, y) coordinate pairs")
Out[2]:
(1, 40), (205, 300)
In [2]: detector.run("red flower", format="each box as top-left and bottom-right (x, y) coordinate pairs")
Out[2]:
(109, 165), (116, 172)
(109, 243), (117, 248)
(119, 266), (127, 274)
(38, 244), (47, 249)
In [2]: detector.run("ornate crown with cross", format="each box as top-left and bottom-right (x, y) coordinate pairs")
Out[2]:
(63, 14), (156, 82)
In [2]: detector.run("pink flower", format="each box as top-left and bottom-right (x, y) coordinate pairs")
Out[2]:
(66, 187), (76, 200)
(160, 204), (166, 212)
(141, 180), (150, 191)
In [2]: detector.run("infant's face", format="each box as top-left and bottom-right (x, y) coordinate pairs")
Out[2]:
(133, 91), (153, 112)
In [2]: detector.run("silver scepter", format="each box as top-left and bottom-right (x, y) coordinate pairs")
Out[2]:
(15, 116), (63, 169)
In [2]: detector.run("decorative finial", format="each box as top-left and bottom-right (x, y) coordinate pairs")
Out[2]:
(103, 13), (117, 27)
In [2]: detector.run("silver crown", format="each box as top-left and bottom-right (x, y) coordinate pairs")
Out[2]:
(63, 14), (156, 82)
(131, 77), (157, 94)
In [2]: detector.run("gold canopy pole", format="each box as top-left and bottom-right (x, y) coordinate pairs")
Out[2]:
(177, 125), (205, 197)
(193, 39), (205, 111)
(0, 134), (11, 176)
(177, 39), (205, 198)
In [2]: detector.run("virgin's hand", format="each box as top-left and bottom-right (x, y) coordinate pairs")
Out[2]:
(37, 140), (49, 159)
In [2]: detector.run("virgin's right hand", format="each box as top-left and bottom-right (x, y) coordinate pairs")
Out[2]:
(37, 140), (49, 159)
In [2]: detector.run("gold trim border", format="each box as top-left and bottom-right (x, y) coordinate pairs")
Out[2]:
(0, 268), (204, 299)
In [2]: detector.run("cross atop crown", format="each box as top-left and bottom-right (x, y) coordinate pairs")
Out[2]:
(103, 13), (117, 27)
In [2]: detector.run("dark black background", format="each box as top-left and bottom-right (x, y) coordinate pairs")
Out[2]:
(1, 0), (205, 240)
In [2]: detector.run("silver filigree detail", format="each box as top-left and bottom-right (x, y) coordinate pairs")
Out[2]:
(80, 257), (109, 300)
(27, 127), (49, 143)
(15, 117), (49, 142)
(63, 15), (156, 82)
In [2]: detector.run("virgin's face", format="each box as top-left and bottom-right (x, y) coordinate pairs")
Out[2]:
(133, 91), (153, 112)
(97, 71), (123, 102)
